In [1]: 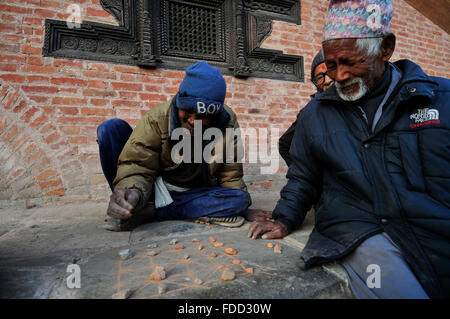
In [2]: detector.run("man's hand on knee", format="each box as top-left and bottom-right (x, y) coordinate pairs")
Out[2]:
(247, 220), (288, 240)
(107, 188), (140, 220)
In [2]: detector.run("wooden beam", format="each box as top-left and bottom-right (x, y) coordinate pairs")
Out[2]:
(403, 0), (450, 34)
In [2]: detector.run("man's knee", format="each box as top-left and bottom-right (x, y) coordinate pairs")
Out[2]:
(227, 189), (250, 214)
(97, 118), (131, 144)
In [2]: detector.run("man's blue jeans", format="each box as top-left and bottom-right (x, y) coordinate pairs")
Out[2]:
(97, 119), (249, 220)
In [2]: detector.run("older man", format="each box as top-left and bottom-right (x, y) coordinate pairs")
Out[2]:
(248, 0), (449, 299)
(97, 61), (250, 231)
(279, 50), (334, 166)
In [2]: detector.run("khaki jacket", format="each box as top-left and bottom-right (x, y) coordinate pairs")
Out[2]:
(113, 100), (249, 209)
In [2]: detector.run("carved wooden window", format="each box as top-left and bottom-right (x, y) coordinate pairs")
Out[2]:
(44, 0), (304, 82)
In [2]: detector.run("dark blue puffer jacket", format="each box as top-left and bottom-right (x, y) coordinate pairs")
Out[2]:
(272, 59), (450, 298)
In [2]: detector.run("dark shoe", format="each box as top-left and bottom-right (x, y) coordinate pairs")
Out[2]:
(196, 215), (245, 228)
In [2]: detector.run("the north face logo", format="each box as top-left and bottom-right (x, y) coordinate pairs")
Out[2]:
(410, 108), (440, 128)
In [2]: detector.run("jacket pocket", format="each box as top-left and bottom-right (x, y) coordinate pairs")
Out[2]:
(398, 133), (426, 192)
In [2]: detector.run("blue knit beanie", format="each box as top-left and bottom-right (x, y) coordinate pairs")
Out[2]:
(175, 61), (226, 115)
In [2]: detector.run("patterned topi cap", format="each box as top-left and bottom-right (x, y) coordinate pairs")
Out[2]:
(323, 0), (393, 42)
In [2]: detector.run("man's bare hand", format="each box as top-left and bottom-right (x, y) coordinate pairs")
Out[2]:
(244, 209), (273, 222)
(107, 188), (140, 220)
(247, 220), (288, 240)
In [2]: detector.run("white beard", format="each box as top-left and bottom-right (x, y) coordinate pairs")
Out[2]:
(335, 77), (369, 102)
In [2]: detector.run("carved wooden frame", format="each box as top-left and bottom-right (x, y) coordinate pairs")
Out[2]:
(43, 0), (304, 82)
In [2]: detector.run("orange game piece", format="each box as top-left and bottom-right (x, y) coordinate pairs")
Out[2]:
(174, 245), (185, 250)
(267, 243), (274, 248)
(221, 269), (235, 281)
(214, 242), (224, 247)
(209, 237), (216, 243)
(150, 266), (166, 281)
(245, 268), (254, 274)
(225, 248), (237, 255)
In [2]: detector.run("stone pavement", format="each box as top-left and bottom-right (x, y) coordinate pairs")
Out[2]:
(0, 192), (353, 299)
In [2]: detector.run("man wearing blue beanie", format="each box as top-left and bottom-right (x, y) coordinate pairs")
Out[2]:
(97, 61), (250, 231)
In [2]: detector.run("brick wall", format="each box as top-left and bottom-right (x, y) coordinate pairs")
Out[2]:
(1, 0), (449, 204)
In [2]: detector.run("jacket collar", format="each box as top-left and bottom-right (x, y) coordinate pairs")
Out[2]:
(316, 59), (439, 105)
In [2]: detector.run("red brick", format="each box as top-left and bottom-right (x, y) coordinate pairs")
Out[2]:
(87, 80), (108, 89)
(89, 98), (108, 106)
(118, 91), (137, 99)
(51, 77), (87, 86)
(21, 45), (41, 55)
(1, 14), (18, 23)
(22, 64), (57, 74)
(40, 0), (61, 9)
(0, 5), (32, 14)
(10, 168), (26, 179)
(22, 85), (58, 94)
(111, 100), (142, 108)
(0, 43), (20, 53)
(20, 107), (40, 123)
(11, 132), (29, 150)
(120, 74), (138, 82)
(44, 132), (62, 144)
(68, 136), (87, 144)
(2, 124), (19, 143)
(27, 75), (50, 83)
(60, 126), (80, 135)
(23, 17), (42, 26)
(29, 114), (49, 129)
(0, 74), (25, 83)
(58, 88), (78, 95)
(82, 70), (116, 79)
(139, 93), (167, 101)
(57, 107), (79, 115)
(86, 62), (109, 72)
(0, 23), (16, 34)
(111, 82), (143, 91)
(86, 7), (111, 18)
(0, 54), (26, 64)
(33, 8), (55, 18)
(80, 107), (112, 116)
(26, 149), (44, 165)
(35, 168), (57, 182)
(53, 59), (83, 68)
(28, 56), (44, 65)
(38, 178), (62, 190)
(0, 63), (17, 72)
(52, 97), (86, 105)
(44, 187), (65, 196)
(31, 157), (51, 173)
(13, 99), (27, 114)
(2, 91), (20, 110)
(82, 88), (117, 97)
(28, 95), (49, 103)
(113, 65), (140, 74)
(56, 116), (86, 124)
(1, 34), (25, 43)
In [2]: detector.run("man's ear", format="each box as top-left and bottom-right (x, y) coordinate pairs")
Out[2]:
(381, 33), (396, 62)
